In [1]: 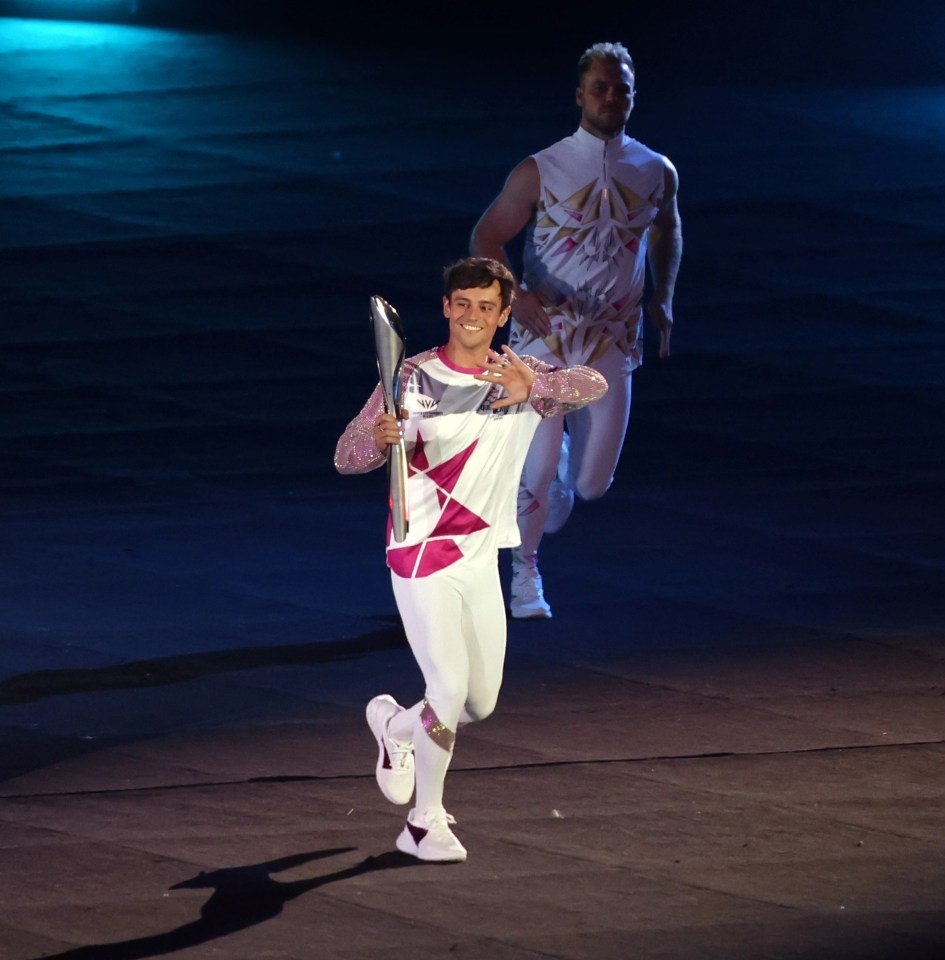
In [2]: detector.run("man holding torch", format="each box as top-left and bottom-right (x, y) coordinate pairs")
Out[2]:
(334, 257), (606, 861)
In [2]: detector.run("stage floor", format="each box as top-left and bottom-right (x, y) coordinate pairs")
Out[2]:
(1, 13), (944, 960)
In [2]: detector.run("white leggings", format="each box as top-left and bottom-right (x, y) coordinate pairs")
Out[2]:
(519, 345), (633, 556)
(391, 560), (507, 731)
(389, 559), (507, 812)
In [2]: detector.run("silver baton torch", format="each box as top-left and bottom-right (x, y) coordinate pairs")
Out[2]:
(369, 295), (409, 542)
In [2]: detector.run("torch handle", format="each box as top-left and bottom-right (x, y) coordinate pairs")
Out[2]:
(370, 294), (409, 542)
(388, 437), (409, 543)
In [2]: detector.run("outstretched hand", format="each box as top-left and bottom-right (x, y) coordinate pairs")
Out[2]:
(473, 346), (535, 409)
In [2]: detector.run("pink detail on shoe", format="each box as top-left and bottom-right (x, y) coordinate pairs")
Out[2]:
(407, 821), (428, 845)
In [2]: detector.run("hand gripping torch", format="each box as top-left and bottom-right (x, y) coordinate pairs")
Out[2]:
(369, 295), (409, 542)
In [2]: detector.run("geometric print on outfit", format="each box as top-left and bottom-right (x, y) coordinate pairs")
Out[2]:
(388, 349), (548, 576)
(513, 126), (666, 367)
(334, 343), (609, 577)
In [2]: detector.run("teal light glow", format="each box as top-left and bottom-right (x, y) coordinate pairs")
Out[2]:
(1, 1), (141, 23)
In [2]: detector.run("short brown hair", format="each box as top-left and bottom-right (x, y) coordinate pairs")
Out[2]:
(442, 257), (515, 311)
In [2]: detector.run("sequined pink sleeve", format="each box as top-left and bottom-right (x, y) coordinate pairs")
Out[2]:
(333, 349), (438, 475)
(525, 357), (608, 417)
(333, 383), (387, 474)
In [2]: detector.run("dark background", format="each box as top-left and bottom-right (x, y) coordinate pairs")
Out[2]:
(1, 0), (943, 687)
(1, 3), (944, 955)
(4, 0), (945, 83)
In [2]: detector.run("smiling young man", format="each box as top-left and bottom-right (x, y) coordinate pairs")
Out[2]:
(334, 257), (606, 861)
(470, 42), (683, 620)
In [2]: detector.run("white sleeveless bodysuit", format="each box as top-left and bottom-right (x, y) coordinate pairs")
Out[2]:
(511, 126), (665, 368)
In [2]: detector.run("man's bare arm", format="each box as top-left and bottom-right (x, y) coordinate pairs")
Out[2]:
(646, 158), (683, 358)
(470, 157), (538, 262)
(470, 158), (551, 338)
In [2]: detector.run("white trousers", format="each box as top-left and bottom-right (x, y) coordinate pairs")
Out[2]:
(389, 559), (507, 812)
(391, 559), (506, 730)
(518, 344), (634, 556)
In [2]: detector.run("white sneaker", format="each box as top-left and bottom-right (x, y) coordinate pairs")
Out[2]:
(365, 695), (415, 805)
(544, 431), (574, 534)
(510, 560), (552, 620)
(396, 807), (467, 862)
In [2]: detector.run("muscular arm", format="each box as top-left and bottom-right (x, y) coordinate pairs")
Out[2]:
(646, 158), (683, 358)
(470, 158), (552, 338)
(470, 157), (537, 263)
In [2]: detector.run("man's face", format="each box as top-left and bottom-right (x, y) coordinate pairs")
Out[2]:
(443, 282), (510, 356)
(576, 58), (635, 139)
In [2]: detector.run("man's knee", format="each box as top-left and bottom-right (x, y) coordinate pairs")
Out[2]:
(574, 474), (614, 502)
(463, 691), (498, 723)
(424, 678), (467, 726)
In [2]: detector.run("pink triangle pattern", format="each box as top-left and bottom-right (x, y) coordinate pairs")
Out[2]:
(425, 438), (478, 494)
(388, 429), (491, 577)
(410, 434), (429, 473)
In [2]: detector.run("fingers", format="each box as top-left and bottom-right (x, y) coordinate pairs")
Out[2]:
(474, 350), (511, 383)
(373, 413), (404, 450)
(475, 352), (513, 386)
(476, 347), (534, 408)
(647, 300), (673, 359)
(659, 327), (672, 359)
(499, 345), (525, 365)
(512, 293), (552, 338)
